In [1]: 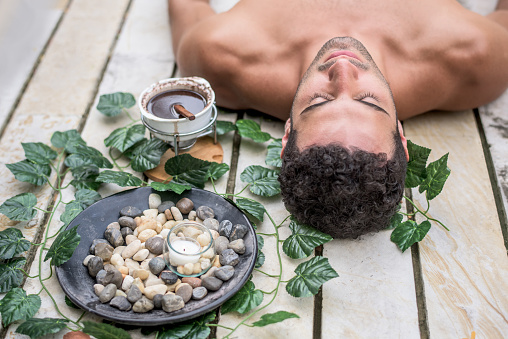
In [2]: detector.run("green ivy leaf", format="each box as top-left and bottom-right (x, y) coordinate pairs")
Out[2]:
(64, 144), (113, 169)
(387, 212), (404, 230)
(104, 124), (146, 152)
(0, 257), (26, 293)
(0, 288), (41, 326)
(64, 295), (80, 309)
(70, 165), (101, 191)
(74, 189), (102, 209)
(283, 219), (333, 259)
(221, 280), (263, 314)
(51, 129), (86, 153)
(255, 250), (265, 268)
(6, 160), (51, 186)
(286, 256), (339, 298)
(156, 312), (215, 339)
(149, 181), (192, 194)
(207, 162), (229, 181)
(60, 201), (84, 226)
(235, 198), (265, 222)
(252, 311), (299, 327)
(0, 193), (37, 221)
(96, 170), (143, 187)
(44, 226), (80, 266)
(165, 154), (211, 189)
(0, 228), (31, 260)
(236, 119), (271, 143)
(96, 92), (136, 117)
(265, 138), (283, 168)
(21, 142), (57, 165)
(16, 318), (68, 339)
(418, 153), (451, 200)
(390, 220), (431, 252)
(405, 140), (432, 188)
(82, 321), (132, 339)
(257, 234), (264, 250)
(128, 138), (170, 172)
(240, 165), (280, 197)
(216, 120), (237, 135)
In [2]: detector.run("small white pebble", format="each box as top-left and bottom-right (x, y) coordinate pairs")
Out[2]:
(149, 193), (162, 209)
(170, 207), (183, 221)
(183, 263), (194, 275)
(188, 211), (196, 221)
(122, 275), (134, 291)
(83, 255), (94, 266)
(143, 208), (158, 220)
(133, 248), (149, 261)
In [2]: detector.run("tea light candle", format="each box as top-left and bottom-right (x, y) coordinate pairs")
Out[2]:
(168, 238), (201, 266)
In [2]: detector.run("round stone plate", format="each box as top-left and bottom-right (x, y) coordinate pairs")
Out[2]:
(55, 187), (257, 326)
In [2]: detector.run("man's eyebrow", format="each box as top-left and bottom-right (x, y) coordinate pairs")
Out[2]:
(301, 100), (389, 115)
(300, 100), (330, 115)
(358, 100), (389, 115)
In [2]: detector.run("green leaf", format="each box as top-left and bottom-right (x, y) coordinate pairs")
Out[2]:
(221, 280), (263, 314)
(236, 120), (271, 143)
(390, 220), (431, 252)
(0, 228), (31, 259)
(240, 165), (280, 197)
(418, 153), (451, 200)
(96, 170), (143, 187)
(265, 138), (283, 168)
(96, 92), (136, 117)
(51, 129), (86, 153)
(207, 162), (229, 180)
(129, 138), (170, 172)
(0, 193), (37, 221)
(165, 154), (211, 189)
(252, 311), (299, 327)
(216, 120), (237, 135)
(283, 219), (333, 259)
(255, 250), (265, 268)
(235, 198), (266, 222)
(22, 142), (57, 165)
(156, 312), (215, 339)
(6, 160), (51, 186)
(82, 321), (131, 339)
(405, 140), (432, 188)
(104, 124), (146, 152)
(386, 212), (404, 230)
(64, 144), (113, 169)
(74, 189), (102, 209)
(257, 234), (264, 250)
(60, 201), (84, 226)
(0, 257), (26, 293)
(64, 295), (80, 309)
(44, 226), (80, 266)
(70, 165), (101, 191)
(149, 181), (192, 194)
(16, 318), (68, 339)
(286, 256), (339, 298)
(0, 288), (41, 326)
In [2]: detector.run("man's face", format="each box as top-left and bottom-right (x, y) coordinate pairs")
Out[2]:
(285, 37), (400, 156)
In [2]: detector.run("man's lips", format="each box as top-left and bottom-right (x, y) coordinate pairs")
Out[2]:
(325, 51), (361, 62)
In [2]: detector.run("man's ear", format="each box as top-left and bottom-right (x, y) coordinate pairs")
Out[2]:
(281, 119), (291, 158)
(398, 120), (409, 161)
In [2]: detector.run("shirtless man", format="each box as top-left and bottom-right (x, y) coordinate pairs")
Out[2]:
(169, 0), (508, 238)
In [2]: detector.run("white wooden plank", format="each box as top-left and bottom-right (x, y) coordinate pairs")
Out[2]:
(404, 110), (508, 338)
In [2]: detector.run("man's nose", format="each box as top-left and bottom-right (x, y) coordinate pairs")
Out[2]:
(328, 58), (359, 92)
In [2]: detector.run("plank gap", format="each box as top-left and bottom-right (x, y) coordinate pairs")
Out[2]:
(313, 245), (323, 339)
(474, 108), (508, 252)
(225, 110), (243, 195)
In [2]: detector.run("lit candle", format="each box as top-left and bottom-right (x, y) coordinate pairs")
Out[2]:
(168, 238), (201, 266)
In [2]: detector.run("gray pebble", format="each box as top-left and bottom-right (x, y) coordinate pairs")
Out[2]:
(104, 266), (123, 288)
(215, 265), (235, 281)
(95, 269), (112, 286)
(94, 242), (114, 261)
(87, 256), (104, 278)
(106, 222), (120, 230)
(118, 216), (137, 230)
(110, 296), (132, 311)
(145, 237), (164, 255)
(104, 228), (124, 247)
(120, 206), (142, 218)
(220, 249), (240, 267)
(214, 236), (229, 255)
(203, 218), (219, 232)
(127, 284), (143, 303)
(196, 206), (214, 220)
(121, 227), (133, 239)
(89, 239), (109, 254)
(148, 257), (166, 275)
(228, 239), (246, 255)
(132, 296), (154, 313)
(158, 201), (175, 213)
(176, 198), (194, 214)
(99, 283), (117, 303)
(153, 294), (164, 309)
(219, 220), (233, 238)
(175, 283), (193, 303)
(192, 286), (208, 300)
(162, 294), (185, 313)
(201, 276), (223, 291)
(160, 270), (179, 285)
(230, 224), (249, 241)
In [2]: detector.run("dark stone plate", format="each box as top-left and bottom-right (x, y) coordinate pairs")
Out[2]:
(55, 187), (257, 326)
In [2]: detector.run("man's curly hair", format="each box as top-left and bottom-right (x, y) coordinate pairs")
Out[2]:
(279, 130), (407, 239)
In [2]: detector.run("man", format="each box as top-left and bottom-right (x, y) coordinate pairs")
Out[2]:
(169, 0), (508, 238)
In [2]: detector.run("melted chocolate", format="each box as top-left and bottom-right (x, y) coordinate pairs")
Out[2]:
(147, 90), (206, 119)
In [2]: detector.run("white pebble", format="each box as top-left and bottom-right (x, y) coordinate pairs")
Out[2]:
(140, 259), (150, 270)
(94, 284), (104, 296)
(163, 220), (176, 230)
(122, 239), (141, 259)
(124, 258), (141, 271)
(159, 229), (170, 240)
(138, 229), (157, 242)
(197, 233), (211, 247)
(183, 263), (194, 275)
(122, 275), (134, 291)
(145, 276), (165, 287)
(110, 253), (125, 267)
(125, 234), (138, 245)
(156, 213), (167, 225)
(115, 290), (127, 298)
(144, 284), (167, 299)
(83, 255), (94, 266)
(170, 207), (183, 221)
(149, 193), (162, 209)
(201, 246), (215, 259)
(188, 211), (196, 221)
(133, 248), (149, 261)
(143, 208), (158, 220)
(113, 246), (126, 256)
